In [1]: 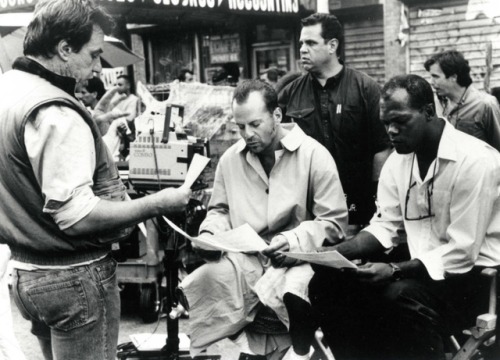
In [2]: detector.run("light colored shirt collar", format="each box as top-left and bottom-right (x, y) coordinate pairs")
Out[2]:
(235, 123), (305, 153)
(436, 118), (459, 162)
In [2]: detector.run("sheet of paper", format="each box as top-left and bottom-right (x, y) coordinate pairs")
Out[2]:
(183, 153), (210, 189)
(138, 222), (147, 238)
(211, 223), (269, 252)
(162, 216), (268, 252)
(130, 332), (190, 351)
(282, 250), (357, 269)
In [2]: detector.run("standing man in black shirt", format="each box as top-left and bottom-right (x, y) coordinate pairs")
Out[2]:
(279, 13), (391, 230)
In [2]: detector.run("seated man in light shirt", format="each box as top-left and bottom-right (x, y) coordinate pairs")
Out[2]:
(177, 79), (348, 360)
(309, 74), (500, 360)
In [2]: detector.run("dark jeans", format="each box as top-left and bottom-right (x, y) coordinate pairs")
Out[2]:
(12, 255), (120, 360)
(309, 266), (493, 360)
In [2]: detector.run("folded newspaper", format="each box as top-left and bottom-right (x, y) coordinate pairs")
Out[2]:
(282, 250), (357, 269)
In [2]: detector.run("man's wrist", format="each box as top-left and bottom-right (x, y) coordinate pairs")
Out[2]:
(388, 262), (403, 281)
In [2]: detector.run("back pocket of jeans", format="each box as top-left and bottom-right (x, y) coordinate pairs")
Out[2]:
(26, 279), (96, 331)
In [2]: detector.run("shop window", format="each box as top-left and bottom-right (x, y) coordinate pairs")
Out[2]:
(253, 44), (292, 78)
(149, 33), (194, 85)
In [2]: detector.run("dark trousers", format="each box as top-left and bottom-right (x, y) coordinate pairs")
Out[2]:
(309, 266), (492, 360)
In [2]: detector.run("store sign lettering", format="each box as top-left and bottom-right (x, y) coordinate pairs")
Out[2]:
(99, 0), (299, 13)
(228, 0), (298, 13)
(0, 0), (297, 13)
(0, 0), (34, 10)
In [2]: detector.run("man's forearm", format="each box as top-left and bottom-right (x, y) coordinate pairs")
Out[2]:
(334, 230), (386, 260)
(397, 259), (431, 280)
(64, 187), (189, 236)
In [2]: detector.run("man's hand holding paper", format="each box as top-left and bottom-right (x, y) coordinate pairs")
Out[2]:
(262, 235), (298, 268)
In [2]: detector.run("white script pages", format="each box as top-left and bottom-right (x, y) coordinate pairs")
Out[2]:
(162, 216), (268, 252)
(283, 250), (357, 269)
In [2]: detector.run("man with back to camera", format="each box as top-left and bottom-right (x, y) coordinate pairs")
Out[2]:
(309, 74), (500, 360)
(177, 79), (348, 360)
(425, 49), (500, 151)
(279, 12), (392, 232)
(0, 1), (191, 359)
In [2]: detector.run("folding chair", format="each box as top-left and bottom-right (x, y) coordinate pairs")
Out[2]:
(451, 268), (498, 360)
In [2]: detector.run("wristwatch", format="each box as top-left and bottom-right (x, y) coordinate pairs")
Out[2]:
(389, 262), (403, 281)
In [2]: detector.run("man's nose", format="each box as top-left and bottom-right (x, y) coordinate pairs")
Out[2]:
(93, 58), (102, 73)
(387, 123), (399, 135)
(243, 126), (255, 139)
(300, 43), (307, 54)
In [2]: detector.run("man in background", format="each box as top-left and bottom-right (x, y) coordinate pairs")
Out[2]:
(177, 68), (195, 82)
(76, 76), (106, 110)
(425, 49), (500, 151)
(107, 74), (139, 160)
(0, 1), (190, 359)
(279, 13), (391, 232)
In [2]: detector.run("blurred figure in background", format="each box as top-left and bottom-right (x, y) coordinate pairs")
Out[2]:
(76, 77), (106, 110)
(177, 68), (195, 83)
(260, 67), (284, 88)
(76, 77), (131, 144)
(107, 74), (139, 160)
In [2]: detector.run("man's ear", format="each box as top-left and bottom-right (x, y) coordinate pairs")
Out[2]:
(57, 40), (73, 61)
(449, 73), (458, 84)
(423, 103), (435, 121)
(328, 38), (338, 55)
(273, 107), (282, 124)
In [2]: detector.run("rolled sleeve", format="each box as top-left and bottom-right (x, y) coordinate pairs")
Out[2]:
(280, 230), (300, 252)
(363, 155), (404, 250)
(24, 105), (99, 230)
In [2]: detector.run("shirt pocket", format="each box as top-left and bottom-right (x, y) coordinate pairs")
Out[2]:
(286, 107), (315, 135)
(334, 104), (364, 159)
(430, 188), (451, 235)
